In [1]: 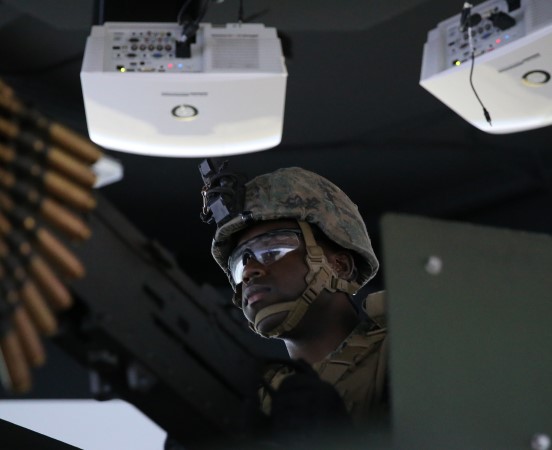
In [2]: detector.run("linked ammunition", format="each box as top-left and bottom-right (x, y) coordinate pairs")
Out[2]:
(0, 158), (97, 212)
(0, 159), (96, 211)
(0, 239), (60, 334)
(35, 227), (85, 279)
(27, 255), (73, 310)
(46, 144), (97, 187)
(0, 264), (32, 393)
(0, 205), (84, 278)
(0, 130), (97, 188)
(0, 181), (92, 241)
(40, 197), (92, 241)
(0, 214), (73, 309)
(0, 329), (32, 393)
(0, 94), (102, 164)
(20, 280), (59, 333)
(43, 170), (97, 211)
(13, 306), (46, 366)
(0, 79), (98, 394)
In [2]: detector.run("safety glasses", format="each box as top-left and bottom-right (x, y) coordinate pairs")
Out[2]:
(228, 229), (302, 285)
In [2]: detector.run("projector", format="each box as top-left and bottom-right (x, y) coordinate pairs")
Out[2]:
(420, 0), (552, 133)
(80, 22), (287, 157)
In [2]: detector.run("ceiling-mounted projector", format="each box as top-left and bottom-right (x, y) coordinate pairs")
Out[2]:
(80, 22), (287, 157)
(420, 0), (552, 134)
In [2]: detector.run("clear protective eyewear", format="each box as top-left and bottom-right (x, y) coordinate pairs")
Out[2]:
(228, 229), (302, 285)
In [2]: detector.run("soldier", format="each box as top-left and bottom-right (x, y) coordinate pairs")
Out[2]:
(205, 166), (389, 436)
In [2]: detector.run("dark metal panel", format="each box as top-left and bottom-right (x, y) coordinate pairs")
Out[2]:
(382, 213), (552, 449)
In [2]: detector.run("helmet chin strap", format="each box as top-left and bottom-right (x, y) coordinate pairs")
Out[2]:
(251, 221), (359, 338)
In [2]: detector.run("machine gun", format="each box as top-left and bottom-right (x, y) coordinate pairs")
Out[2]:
(0, 80), (271, 448)
(57, 194), (268, 448)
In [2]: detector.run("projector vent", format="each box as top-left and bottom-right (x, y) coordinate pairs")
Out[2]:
(529, 0), (552, 32)
(211, 38), (259, 70)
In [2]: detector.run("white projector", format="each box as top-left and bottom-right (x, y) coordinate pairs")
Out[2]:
(420, 0), (552, 134)
(80, 22), (287, 157)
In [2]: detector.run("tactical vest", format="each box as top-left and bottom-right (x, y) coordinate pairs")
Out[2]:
(260, 291), (388, 426)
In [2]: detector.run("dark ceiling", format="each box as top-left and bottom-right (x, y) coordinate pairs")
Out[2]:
(1, 0), (552, 398)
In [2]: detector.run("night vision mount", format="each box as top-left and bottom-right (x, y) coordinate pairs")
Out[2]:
(199, 158), (248, 227)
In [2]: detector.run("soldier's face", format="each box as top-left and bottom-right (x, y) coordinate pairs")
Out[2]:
(234, 219), (309, 334)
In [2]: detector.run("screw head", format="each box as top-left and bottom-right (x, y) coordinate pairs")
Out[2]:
(532, 434), (551, 450)
(425, 256), (443, 275)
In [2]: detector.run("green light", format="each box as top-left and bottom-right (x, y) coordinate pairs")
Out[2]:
(454, 60), (461, 66)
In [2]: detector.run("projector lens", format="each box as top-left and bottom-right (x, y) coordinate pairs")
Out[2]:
(171, 105), (198, 120)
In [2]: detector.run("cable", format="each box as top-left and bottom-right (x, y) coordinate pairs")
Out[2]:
(177, 0), (211, 43)
(95, 0), (106, 25)
(469, 51), (492, 126)
(177, 0), (194, 26)
(460, 1), (473, 30)
(197, 0), (211, 22)
(238, 0), (245, 22)
(462, 2), (492, 127)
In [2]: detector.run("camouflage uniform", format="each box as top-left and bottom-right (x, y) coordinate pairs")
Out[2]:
(259, 291), (388, 426)
(210, 167), (388, 423)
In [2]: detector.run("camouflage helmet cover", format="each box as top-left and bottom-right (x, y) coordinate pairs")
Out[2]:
(211, 167), (379, 290)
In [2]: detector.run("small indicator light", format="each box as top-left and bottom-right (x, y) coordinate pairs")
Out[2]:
(505, 34), (510, 39)
(178, 63), (183, 69)
(117, 65), (126, 72)
(454, 60), (461, 66)
(168, 63), (173, 69)
(496, 38), (501, 44)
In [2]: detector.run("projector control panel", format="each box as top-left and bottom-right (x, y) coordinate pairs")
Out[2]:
(445, 0), (525, 67)
(82, 22), (284, 75)
(106, 24), (203, 73)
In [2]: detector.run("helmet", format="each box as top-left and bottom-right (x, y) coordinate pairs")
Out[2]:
(210, 167), (379, 337)
(212, 167), (379, 285)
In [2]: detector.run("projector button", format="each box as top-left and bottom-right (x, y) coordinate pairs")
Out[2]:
(522, 70), (550, 87)
(172, 105), (198, 120)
